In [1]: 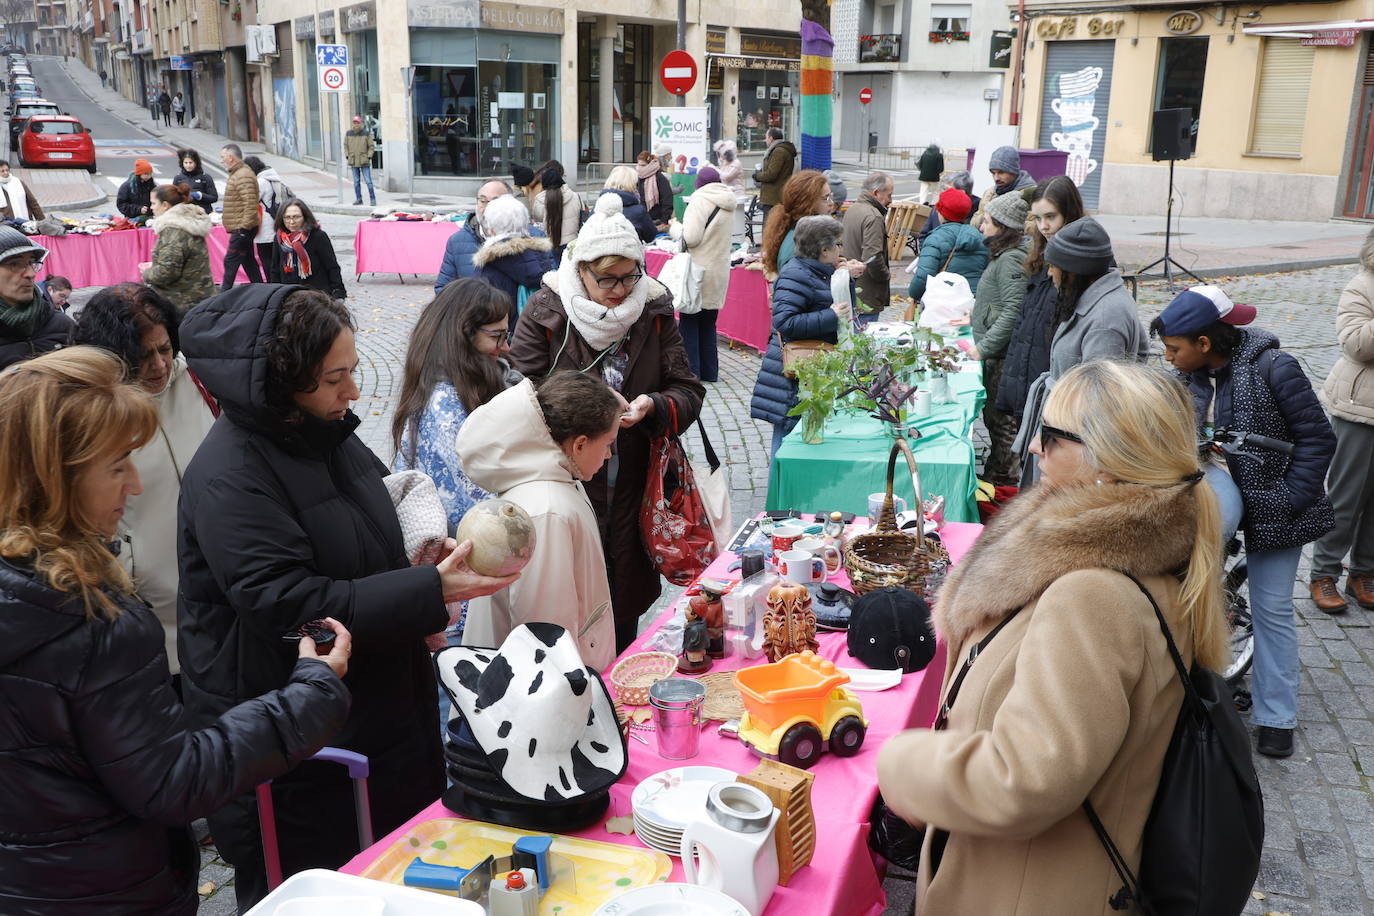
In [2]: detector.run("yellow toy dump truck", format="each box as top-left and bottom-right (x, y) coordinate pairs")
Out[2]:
(734, 651), (867, 769)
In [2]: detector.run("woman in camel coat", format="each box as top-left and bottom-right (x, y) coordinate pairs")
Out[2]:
(877, 360), (1230, 915)
(671, 166), (736, 382)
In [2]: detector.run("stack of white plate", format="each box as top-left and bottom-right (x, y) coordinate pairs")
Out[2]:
(630, 766), (736, 857)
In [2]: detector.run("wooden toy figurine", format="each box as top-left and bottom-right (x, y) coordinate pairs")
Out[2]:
(762, 581), (818, 662)
(692, 584), (728, 659)
(679, 603), (713, 674)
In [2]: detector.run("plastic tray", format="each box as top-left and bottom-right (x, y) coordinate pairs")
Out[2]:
(242, 869), (483, 915)
(358, 819), (673, 915)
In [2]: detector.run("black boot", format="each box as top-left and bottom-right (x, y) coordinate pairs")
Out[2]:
(1257, 726), (1293, 758)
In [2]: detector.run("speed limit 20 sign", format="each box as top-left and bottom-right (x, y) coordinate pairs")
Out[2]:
(316, 44), (349, 93)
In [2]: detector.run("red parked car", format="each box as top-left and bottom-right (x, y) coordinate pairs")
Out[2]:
(17, 115), (96, 172)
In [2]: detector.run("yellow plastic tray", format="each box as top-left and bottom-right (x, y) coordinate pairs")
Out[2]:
(358, 818), (672, 915)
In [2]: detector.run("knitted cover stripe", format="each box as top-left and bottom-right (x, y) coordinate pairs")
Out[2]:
(799, 19), (834, 173)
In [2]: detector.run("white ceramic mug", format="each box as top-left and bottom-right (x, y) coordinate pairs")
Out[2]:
(795, 537), (842, 577)
(771, 523), (805, 564)
(911, 389), (932, 419)
(867, 493), (907, 521)
(779, 549), (823, 584)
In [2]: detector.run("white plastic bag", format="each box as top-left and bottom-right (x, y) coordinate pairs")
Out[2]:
(917, 271), (975, 336)
(659, 251), (706, 314)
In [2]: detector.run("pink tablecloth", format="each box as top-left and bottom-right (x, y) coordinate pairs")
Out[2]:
(35, 226), (245, 288)
(354, 220), (460, 277)
(644, 248), (772, 353)
(341, 521), (983, 916)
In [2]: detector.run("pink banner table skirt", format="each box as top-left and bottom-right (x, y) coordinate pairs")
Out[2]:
(34, 226), (248, 288)
(644, 248), (772, 354)
(341, 520), (984, 916)
(354, 220), (461, 278)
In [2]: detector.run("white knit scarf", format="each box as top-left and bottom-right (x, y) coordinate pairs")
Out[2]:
(0, 176), (29, 221)
(556, 253), (648, 352)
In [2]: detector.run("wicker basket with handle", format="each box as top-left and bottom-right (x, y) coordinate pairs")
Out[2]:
(844, 437), (948, 596)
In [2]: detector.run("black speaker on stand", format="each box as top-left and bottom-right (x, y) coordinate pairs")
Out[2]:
(1139, 108), (1201, 289)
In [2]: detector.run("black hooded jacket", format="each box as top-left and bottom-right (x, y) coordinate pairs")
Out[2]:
(0, 557), (349, 915)
(176, 283), (447, 887)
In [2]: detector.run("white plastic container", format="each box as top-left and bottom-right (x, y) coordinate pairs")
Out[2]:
(243, 869), (484, 916)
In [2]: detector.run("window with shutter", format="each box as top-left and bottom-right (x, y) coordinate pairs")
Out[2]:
(1248, 38), (1314, 156)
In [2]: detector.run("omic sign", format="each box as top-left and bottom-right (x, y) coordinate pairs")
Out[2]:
(649, 106), (709, 174)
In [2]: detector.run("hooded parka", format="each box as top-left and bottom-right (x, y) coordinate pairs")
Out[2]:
(909, 220), (989, 302)
(455, 380), (615, 670)
(0, 557), (349, 915)
(1321, 240), (1374, 426)
(176, 283), (448, 901)
(508, 273), (705, 645)
(172, 165), (218, 214)
(142, 202), (215, 314)
(877, 480), (1202, 915)
(471, 232), (556, 308)
(674, 180), (737, 311)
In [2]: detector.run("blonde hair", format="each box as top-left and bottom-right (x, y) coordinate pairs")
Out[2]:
(603, 166), (638, 193)
(0, 347), (159, 618)
(581, 254), (637, 274)
(1046, 360), (1228, 671)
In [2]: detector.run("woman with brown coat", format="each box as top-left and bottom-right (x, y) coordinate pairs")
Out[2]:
(876, 360), (1231, 915)
(509, 193), (705, 651)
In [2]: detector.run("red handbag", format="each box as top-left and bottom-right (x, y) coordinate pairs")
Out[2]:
(640, 401), (718, 586)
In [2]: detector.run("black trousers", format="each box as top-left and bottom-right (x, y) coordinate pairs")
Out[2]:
(221, 228), (264, 290)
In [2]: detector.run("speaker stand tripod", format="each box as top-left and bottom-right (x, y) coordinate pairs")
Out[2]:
(1137, 158), (1201, 290)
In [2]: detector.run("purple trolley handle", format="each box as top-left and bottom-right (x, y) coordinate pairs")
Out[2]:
(256, 747), (374, 890)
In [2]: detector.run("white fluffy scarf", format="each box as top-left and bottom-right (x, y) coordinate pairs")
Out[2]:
(556, 253), (647, 351)
(0, 175), (29, 221)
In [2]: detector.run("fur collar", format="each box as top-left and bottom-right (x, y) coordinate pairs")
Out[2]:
(471, 233), (552, 267)
(150, 202), (213, 238)
(934, 481), (1198, 647)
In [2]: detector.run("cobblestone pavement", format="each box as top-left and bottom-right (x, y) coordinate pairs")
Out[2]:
(180, 244), (1369, 913)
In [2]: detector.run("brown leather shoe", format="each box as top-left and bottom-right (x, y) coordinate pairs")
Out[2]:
(1311, 577), (1348, 613)
(1346, 573), (1374, 610)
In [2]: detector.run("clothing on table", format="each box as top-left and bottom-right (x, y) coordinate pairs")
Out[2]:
(173, 166), (218, 214)
(0, 173), (42, 221)
(268, 225), (347, 300)
(841, 192), (890, 315)
(143, 202), (216, 314)
(454, 379), (616, 671)
(177, 283), (448, 910)
(876, 480), (1199, 915)
(509, 273), (705, 652)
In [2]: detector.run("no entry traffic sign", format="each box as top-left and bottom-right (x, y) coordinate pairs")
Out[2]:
(660, 49), (698, 96)
(859, 87), (873, 105)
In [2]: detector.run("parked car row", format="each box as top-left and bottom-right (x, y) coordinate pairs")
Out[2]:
(3, 53), (97, 171)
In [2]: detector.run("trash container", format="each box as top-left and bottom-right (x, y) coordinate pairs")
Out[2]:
(868, 132), (879, 154)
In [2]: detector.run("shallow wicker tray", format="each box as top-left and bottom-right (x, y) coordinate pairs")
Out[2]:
(697, 671), (746, 722)
(610, 651), (678, 706)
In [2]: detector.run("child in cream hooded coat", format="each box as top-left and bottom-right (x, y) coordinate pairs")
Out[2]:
(454, 377), (617, 670)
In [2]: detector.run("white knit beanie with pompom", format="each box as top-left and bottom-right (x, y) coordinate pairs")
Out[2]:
(570, 193), (645, 265)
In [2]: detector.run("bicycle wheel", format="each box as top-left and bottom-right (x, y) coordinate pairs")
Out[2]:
(1223, 557), (1254, 685)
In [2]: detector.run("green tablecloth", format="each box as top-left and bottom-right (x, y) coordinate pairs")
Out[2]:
(766, 360), (986, 522)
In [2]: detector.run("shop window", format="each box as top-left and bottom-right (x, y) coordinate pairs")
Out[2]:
(930, 2), (970, 42)
(1248, 38), (1313, 157)
(1154, 37), (1207, 149)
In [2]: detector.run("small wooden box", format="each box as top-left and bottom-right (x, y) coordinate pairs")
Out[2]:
(738, 759), (816, 886)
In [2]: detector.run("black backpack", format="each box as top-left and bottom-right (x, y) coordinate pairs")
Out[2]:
(1085, 571), (1264, 916)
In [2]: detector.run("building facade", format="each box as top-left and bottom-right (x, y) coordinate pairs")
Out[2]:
(1009, 0), (1374, 218)
(832, 0), (1014, 152)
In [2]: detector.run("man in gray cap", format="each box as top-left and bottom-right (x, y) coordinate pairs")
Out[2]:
(0, 226), (70, 371)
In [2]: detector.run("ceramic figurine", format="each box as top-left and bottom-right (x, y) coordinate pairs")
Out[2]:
(693, 584), (728, 659)
(762, 581), (818, 662)
(679, 604), (713, 674)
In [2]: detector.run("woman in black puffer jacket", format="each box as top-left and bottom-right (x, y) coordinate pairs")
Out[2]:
(750, 215), (853, 455)
(172, 148), (219, 214)
(0, 347), (352, 916)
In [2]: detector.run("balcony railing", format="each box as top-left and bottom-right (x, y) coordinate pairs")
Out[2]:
(858, 33), (901, 63)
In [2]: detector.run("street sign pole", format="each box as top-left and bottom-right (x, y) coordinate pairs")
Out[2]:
(403, 66), (415, 207)
(333, 92), (344, 207)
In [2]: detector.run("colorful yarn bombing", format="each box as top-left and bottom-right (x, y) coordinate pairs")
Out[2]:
(799, 18), (834, 172)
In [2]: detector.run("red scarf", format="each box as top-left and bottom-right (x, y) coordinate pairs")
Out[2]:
(277, 229), (313, 279)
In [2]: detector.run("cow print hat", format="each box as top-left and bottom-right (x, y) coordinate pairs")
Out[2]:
(436, 623), (627, 801)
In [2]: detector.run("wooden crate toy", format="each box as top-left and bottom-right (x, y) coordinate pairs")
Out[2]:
(738, 759), (816, 886)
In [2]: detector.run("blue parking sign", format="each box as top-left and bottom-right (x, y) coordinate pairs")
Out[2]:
(316, 44), (347, 67)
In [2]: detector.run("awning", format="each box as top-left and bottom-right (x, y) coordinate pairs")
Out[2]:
(1242, 19), (1374, 39)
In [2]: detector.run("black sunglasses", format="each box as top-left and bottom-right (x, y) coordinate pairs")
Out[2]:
(1039, 423), (1084, 450)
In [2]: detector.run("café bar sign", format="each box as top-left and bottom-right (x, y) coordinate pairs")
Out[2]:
(1303, 28), (1357, 46)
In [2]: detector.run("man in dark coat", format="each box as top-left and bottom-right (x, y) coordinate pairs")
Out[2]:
(435, 177), (508, 292)
(0, 226), (70, 370)
(176, 283), (461, 909)
(841, 171), (893, 320)
(752, 128), (797, 224)
(600, 188), (657, 243)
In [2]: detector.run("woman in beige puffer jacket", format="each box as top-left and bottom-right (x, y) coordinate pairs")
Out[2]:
(1312, 227), (1374, 609)
(671, 168), (736, 382)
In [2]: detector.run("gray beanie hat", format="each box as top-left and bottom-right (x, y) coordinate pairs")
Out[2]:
(1044, 216), (1115, 275)
(984, 192), (1028, 230)
(824, 169), (847, 207)
(0, 226), (48, 267)
(988, 145), (1021, 174)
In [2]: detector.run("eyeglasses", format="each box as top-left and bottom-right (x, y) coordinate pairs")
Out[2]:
(475, 327), (508, 341)
(585, 270), (642, 291)
(0, 255), (41, 271)
(1038, 423), (1084, 451)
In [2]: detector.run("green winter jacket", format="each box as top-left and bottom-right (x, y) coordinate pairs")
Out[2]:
(908, 221), (989, 301)
(970, 238), (1029, 360)
(142, 203), (215, 315)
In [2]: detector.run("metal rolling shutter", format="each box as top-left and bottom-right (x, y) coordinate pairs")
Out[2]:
(1248, 38), (1314, 156)
(1038, 39), (1114, 208)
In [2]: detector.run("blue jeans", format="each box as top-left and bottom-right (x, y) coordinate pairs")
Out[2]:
(1205, 464), (1244, 543)
(351, 166), (375, 202)
(1248, 545), (1303, 730)
(678, 309), (719, 382)
(771, 417), (797, 458)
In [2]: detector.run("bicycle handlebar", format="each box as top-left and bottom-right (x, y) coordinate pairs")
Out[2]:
(1208, 427), (1295, 459)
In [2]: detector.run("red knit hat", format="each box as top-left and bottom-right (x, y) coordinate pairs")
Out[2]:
(134, 159), (153, 176)
(935, 188), (971, 223)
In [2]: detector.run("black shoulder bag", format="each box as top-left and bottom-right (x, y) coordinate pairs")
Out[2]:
(1084, 571), (1263, 916)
